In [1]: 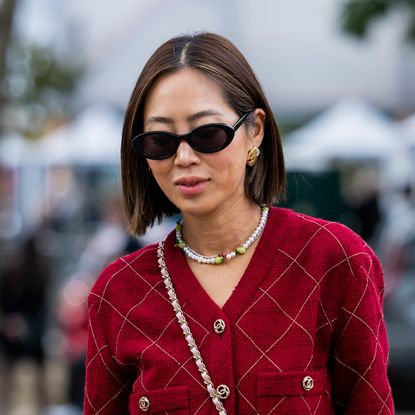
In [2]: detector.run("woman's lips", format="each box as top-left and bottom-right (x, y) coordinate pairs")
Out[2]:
(175, 177), (210, 195)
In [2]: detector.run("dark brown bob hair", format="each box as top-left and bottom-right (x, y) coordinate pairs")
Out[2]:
(121, 32), (285, 235)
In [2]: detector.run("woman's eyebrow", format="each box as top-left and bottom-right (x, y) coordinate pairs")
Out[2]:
(145, 110), (224, 128)
(187, 109), (223, 122)
(145, 115), (174, 127)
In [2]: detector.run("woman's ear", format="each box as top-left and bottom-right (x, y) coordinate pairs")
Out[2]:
(249, 108), (266, 147)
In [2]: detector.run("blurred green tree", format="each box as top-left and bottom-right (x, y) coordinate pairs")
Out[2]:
(0, 0), (17, 109)
(0, 0), (84, 138)
(341, 0), (415, 44)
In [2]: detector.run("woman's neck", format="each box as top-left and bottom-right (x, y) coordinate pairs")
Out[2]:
(180, 199), (262, 257)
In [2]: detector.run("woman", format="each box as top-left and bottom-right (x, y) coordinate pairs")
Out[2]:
(84, 33), (394, 414)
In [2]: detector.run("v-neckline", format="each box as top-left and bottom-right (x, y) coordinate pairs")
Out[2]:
(163, 207), (289, 326)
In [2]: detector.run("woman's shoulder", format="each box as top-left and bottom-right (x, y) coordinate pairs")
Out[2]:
(271, 207), (375, 259)
(89, 243), (160, 299)
(272, 207), (383, 292)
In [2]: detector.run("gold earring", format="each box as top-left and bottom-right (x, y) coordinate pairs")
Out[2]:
(246, 146), (260, 166)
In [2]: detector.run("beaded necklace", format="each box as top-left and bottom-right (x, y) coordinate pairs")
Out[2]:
(175, 205), (269, 265)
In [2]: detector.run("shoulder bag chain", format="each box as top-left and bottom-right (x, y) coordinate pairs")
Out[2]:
(157, 241), (228, 415)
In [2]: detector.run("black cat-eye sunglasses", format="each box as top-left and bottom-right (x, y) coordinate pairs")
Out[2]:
(132, 113), (249, 160)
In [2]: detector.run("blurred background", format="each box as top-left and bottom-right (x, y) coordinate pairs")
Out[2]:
(0, 0), (414, 414)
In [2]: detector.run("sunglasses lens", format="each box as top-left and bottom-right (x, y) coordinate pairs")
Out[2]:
(141, 133), (177, 159)
(191, 125), (230, 152)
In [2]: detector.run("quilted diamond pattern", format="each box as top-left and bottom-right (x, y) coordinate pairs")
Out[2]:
(84, 208), (394, 414)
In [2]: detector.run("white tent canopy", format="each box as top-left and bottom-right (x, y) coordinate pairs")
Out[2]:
(36, 104), (123, 166)
(283, 97), (402, 171)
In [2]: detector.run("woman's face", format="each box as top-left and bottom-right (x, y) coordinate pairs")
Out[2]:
(143, 68), (264, 217)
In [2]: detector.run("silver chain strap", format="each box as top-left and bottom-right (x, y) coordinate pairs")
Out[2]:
(157, 242), (228, 415)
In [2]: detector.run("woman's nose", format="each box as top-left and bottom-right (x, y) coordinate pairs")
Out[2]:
(174, 140), (200, 166)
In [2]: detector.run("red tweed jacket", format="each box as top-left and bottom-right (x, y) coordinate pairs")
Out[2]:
(84, 208), (394, 414)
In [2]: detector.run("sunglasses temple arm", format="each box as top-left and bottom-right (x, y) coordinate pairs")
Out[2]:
(233, 112), (249, 130)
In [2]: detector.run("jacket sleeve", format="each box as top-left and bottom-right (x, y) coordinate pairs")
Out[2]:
(84, 298), (130, 414)
(331, 247), (394, 414)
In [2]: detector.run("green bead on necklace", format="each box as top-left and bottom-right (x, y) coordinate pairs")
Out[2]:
(175, 206), (269, 265)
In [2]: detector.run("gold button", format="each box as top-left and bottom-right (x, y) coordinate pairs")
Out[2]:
(302, 376), (314, 391)
(216, 384), (230, 400)
(213, 319), (226, 334)
(139, 396), (150, 411)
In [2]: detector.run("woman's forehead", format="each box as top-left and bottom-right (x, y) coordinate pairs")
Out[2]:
(143, 69), (233, 122)
(146, 69), (224, 102)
